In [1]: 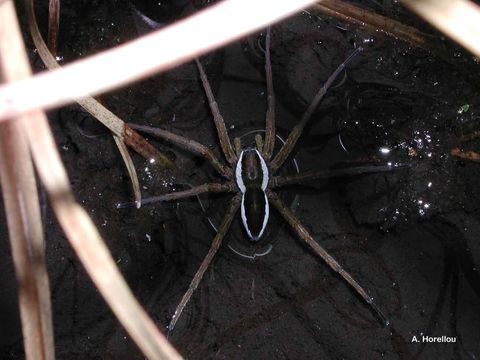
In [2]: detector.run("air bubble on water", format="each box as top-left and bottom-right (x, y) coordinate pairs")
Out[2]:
(362, 37), (374, 46)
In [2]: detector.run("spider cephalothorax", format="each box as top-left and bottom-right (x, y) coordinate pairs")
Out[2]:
(130, 28), (393, 331)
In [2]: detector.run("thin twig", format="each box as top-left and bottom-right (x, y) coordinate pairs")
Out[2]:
(451, 147), (480, 162)
(47, 0), (60, 55)
(314, 0), (437, 50)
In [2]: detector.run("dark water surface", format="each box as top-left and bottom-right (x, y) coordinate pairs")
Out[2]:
(1, 0), (480, 359)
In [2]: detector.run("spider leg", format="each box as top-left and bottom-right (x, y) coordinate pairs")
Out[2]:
(270, 47), (363, 173)
(234, 137), (242, 158)
(263, 27), (276, 160)
(255, 134), (264, 152)
(168, 194), (241, 331)
(270, 164), (407, 188)
(267, 190), (390, 327)
(130, 182), (236, 207)
(195, 58), (238, 166)
(128, 123), (232, 178)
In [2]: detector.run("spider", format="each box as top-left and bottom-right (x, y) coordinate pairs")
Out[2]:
(129, 28), (393, 331)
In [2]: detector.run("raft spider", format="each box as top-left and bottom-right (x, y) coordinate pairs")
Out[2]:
(130, 28), (391, 331)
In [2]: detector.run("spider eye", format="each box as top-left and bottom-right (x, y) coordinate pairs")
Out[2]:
(240, 189), (269, 241)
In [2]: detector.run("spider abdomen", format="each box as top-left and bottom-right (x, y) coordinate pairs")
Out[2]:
(235, 149), (270, 241)
(241, 189), (269, 241)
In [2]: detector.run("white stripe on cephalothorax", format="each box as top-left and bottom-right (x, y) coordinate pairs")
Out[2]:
(254, 149), (269, 191)
(235, 150), (246, 193)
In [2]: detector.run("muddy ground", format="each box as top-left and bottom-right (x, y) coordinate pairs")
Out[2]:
(1, 0), (480, 359)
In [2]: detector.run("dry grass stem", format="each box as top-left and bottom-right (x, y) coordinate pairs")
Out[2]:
(402, 0), (480, 58)
(0, 1), (55, 359)
(0, 0), (318, 121)
(451, 148), (480, 162)
(27, 0), (173, 168)
(314, 0), (448, 58)
(0, 123), (55, 360)
(1, 1), (182, 358)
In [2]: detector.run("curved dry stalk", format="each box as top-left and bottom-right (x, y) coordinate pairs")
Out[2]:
(0, 0), (319, 121)
(113, 135), (142, 208)
(0, 2), (54, 359)
(1, 2), (182, 358)
(27, 0), (172, 201)
(25, 0), (173, 169)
